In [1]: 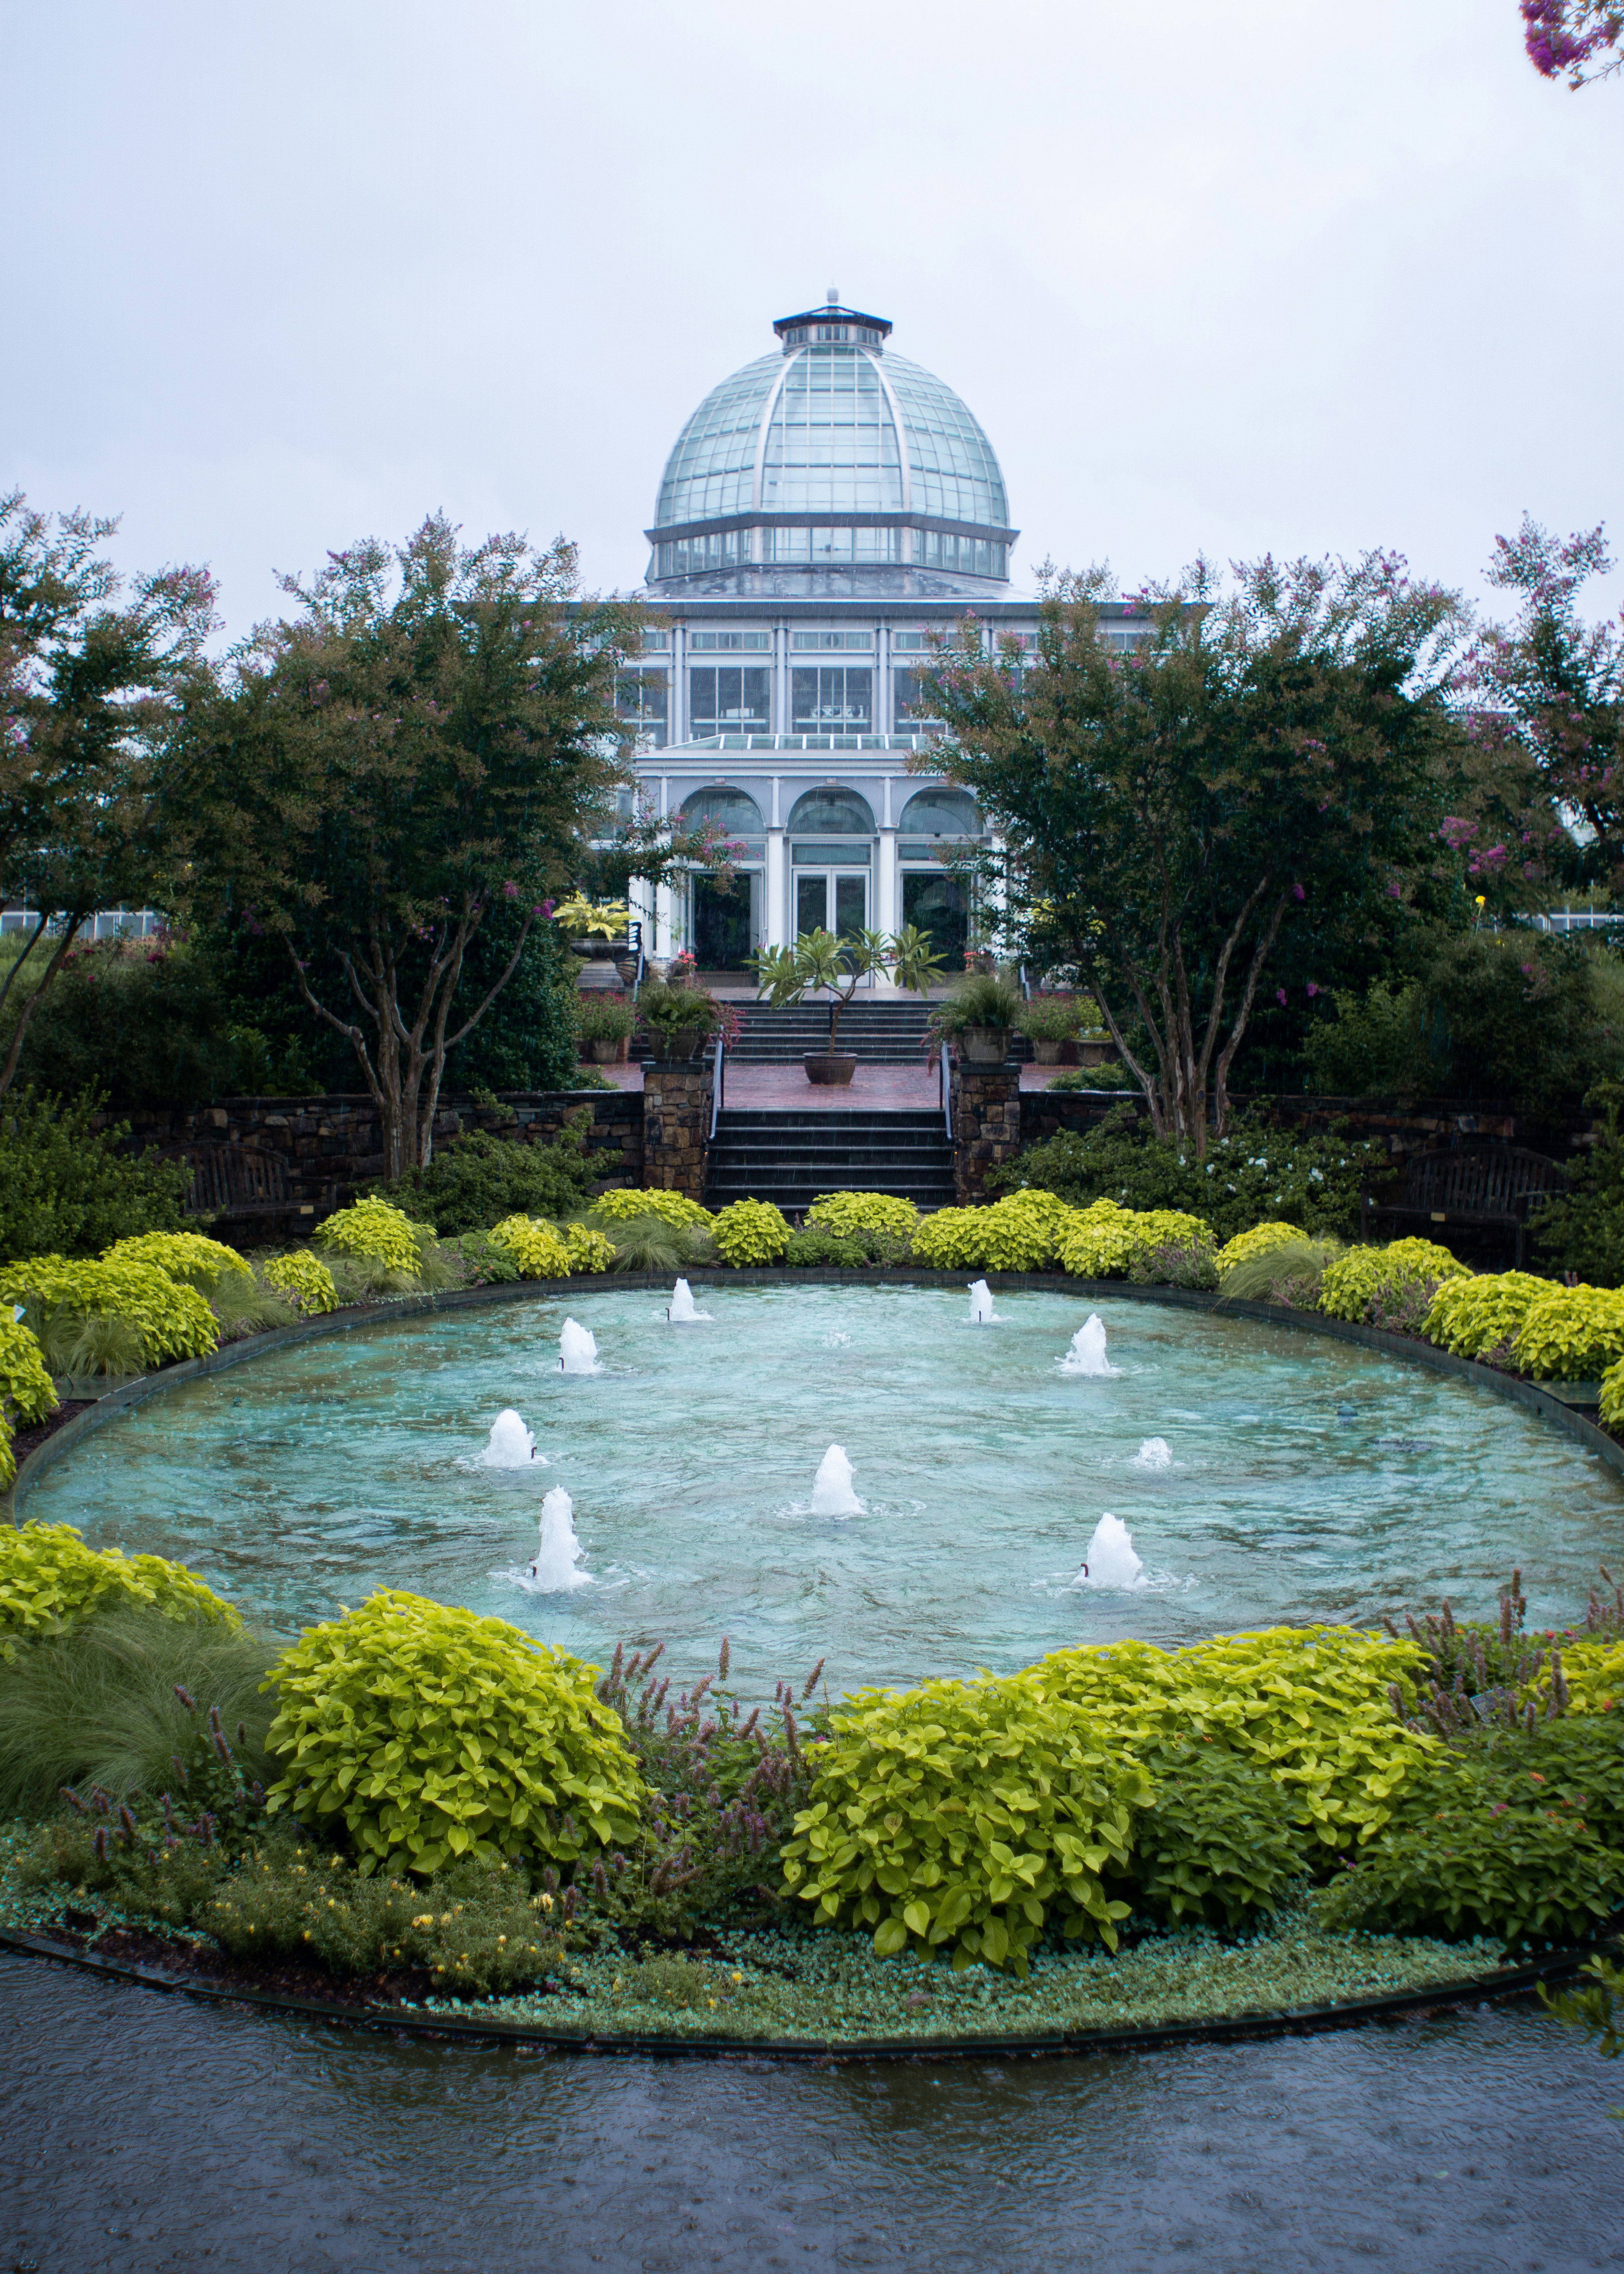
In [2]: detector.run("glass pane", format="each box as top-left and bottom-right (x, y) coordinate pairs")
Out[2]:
(840, 669), (872, 727)
(791, 667), (820, 728)
(796, 875), (828, 936)
(692, 875), (757, 970)
(903, 872), (969, 973)
(835, 874), (867, 939)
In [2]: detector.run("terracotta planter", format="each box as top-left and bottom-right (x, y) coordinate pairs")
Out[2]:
(962, 1024), (1010, 1065)
(804, 1053), (858, 1086)
(1031, 1037), (1066, 1065)
(589, 1036), (630, 1065)
(647, 1027), (702, 1064)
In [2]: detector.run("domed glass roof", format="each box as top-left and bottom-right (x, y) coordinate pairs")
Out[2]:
(645, 299), (1014, 594)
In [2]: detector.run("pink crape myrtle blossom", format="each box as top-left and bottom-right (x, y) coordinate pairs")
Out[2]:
(1522, 0), (1623, 83)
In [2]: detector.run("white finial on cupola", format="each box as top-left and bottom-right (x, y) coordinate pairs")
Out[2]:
(827, 284), (839, 304)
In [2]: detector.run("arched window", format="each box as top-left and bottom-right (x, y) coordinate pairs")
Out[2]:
(786, 787), (876, 836)
(680, 787), (764, 835)
(898, 788), (981, 837)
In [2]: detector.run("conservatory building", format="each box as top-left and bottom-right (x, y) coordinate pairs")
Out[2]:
(619, 293), (1148, 977)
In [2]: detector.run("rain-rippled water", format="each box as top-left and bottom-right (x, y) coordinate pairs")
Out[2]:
(19, 1282), (1624, 1690)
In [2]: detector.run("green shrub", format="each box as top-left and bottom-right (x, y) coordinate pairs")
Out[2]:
(1532, 1084), (1624, 1289)
(0, 1601), (277, 1816)
(1422, 1271), (1551, 1359)
(263, 1591), (643, 1875)
(0, 1522), (241, 1662)
(785, 1227), (871, 1269)
(1317, 1238), (1467, 1332)
(1128, 1235), (1220, 1291)
(1056, 1200), (1212, 1279)
(1125, 1742), (1311, 1930)
(575, 995), (635, 1044)
(101, 1231), (251, 1292)
(1013, 994), (1088, 1043)
(563, 1224), (616, 1275)
(601, 1214), (700, 1275)
(374, 1120), (596, 1237)
(781, 1673), (1152, 1973)
(712, 1199), (789, 1267)
(807, 1191), (919, 1239)
(909, 1207), (994, 1269)
(0, 1088), (188, 1260)
(0, 1253), (219, 1366)
(589, 1188), (713, 1229)
(0, 1313), (58, 1427)
(988, 1105), (1385, 1241)
(1213, 1236), (1342, 1309)
(262, 1251), (340, 1315)
(1320, 1797), (1621, 1948)
(1600, 1357), (1624, 1431)
(1215, 1221), (1306, 1274)
(208, 1269), (299, 1344)
(313, 1196), (428, 1276)
(1046, 1064), (1136, 1092)
(909, 1192), (1078, 1273)
(1513, 1284), (1624, 1380)
(486, 1214), (572, 1279)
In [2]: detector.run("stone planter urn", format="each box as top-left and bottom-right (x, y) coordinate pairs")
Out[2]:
(647, 1027), (702, 1064)
(1032, 1037), (1065, 1065)
(589, 1036), (630, 1065)
(803, 1053), (858, 1086)
(962, 1024), (1010, 1064)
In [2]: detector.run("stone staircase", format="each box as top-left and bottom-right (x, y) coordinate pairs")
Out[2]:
(726, 999), (935, 1065)
(704, 1107), (956, 1215)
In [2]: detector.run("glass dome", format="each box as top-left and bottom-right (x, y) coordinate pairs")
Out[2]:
(647, 299), (1015, 596)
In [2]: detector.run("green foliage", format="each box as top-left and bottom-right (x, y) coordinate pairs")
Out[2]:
(1056, 1200), (1213, 1279)
(376, 1118), (595, 1237)
(782, 1673), (1152, 1974)
(262, 1251), (339, 1315)
(807, 1191), (919, 1239)
(1511, 1284), (1624, 1379)
(1215, 1221), (1306, 1273)
(0, 1522), (241, 1662)
(1027, 1625), (1436, 1852)
(712, 1199), (789, 1267)
(27, 1305), (146, 1380)
(1013, 993), (1089, 1043)
(574, 993), (635, 1044)
(263, 1591), (643, 1876)
(1126, 1742), (1311, 1931)
(1299, 977), (1423, 1096)
(910, 1190), (1078, 1272)
(102, 1231), (250, 1291)
(1214, 1236), (1343, 1310)
(589, 1187), (713, 1229)
(930, 969), (1024, 1036)
(442, 901), (585, 1096)
(563, 1224), (616, 1275)
(1533, 1082), (1624, 1289)
(785, 1227), (871, 1269)
(601, 1214), (702, 1276)
(312, 1195), (428, 1276)
(1128, 1234), (1220, 1292)
(209, 1268), (299, 1344)
(1422, 1271), (1551, 1359)
(1544, 1957), (1623, 2065)
(0, 1312), (58, 1426)
(753, 925), (946, 1051)
(486, 1214), (572, 1279)
(1318, 1238), (1468, 1331)
(989, 1106), (1385, 1241)
(0, 1252), (219, 1366)
(0, 1602), (277, 1815)
(0, 1088), (188, 1260)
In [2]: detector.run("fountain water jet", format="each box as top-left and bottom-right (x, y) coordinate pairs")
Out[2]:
(1077, 1511), (1144, 1590)
(482, 1409), (543, 1467)
(811, 1444), (863, 1517)
(559, 1319), (601, 1374)
(968, 1280), (998, 1324)
(1133, 1437), (1172, 1469)
(1059, 1315), (1120, 1377)
(529, 1486), (590, 1590)
(666, 1279), (712, 1322)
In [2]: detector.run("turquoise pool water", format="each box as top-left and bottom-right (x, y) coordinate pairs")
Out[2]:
(21, 1284), (1623, 1695)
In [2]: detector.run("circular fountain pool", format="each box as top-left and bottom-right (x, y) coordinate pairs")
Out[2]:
(20, 1282), (1624, 1691)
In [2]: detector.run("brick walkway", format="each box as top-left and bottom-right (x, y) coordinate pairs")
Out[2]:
(588, 1061), (1095, 1109)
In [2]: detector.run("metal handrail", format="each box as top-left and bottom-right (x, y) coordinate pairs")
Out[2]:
(710, 1032), (725, 1141)
(939, 1041), (953, 1144)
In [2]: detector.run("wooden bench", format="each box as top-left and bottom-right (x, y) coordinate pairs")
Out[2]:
(1361, 1144), (1568, 1267)
(167, 1143), (314, 1223)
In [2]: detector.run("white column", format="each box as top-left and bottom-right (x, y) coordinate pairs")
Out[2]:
(765, 829), (788, 947)
(874, 827), (900, 989)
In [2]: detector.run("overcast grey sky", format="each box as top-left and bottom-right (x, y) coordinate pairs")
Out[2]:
(5, 0), (1620, 634)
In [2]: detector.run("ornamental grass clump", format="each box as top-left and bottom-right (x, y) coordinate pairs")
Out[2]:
(1422, 1270), (1552, 1360)
(0, 1521), (241, 1661)
(312, 1196), (429, 1278)
(1215, 1222), (1305, 1275)
(263, 1591), (644, 1876)
(780, 1673), (1152, 1974)
(1317, 1238), (1468, 1332)
(1512, 1284), (1624, 1380)
(262, 1251), (340, 1315)
(1213, 1237), (1343, 1310)
(486, 1214), (572, 1279)
(0, 1253), (219, 1368)
(711, 1199), (789, 1267)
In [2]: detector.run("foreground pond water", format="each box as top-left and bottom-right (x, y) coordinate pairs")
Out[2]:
(2, 1954), (1621, 2273)
(22, 1283), (1624, 1691)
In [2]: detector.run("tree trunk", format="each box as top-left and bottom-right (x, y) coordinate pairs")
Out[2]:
(0, 915), (85, 1104)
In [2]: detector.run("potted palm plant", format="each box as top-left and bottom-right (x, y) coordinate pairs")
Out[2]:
(637, 978), (727, 1063)
(753, 925), (947, 1085)
(928, 970), (1023, 1063)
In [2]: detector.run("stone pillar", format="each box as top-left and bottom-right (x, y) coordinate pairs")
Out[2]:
(642, 1064), (710, 1201)
(951, 1062), (1022, 1204)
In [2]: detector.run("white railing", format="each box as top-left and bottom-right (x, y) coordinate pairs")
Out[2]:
(0, 906), (160, 940)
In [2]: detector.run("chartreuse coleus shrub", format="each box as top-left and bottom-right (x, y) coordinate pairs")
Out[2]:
(0, 1312), (57, 1488)
(1421, 1271), (1552, 1359)
(1512, 1284), (1624, 1380)
(1600, 1356), (1624, 1430)
(486, 1214), (572, 1279)
(1214, 1222), (1305, 1275)
(588, 1188), (713, 1229)
(0, 1521), (241, 1662)
(780, 1673), (1153, 1975)
(312, 1196), (430, 1277)
(807, 1191), (919, 1239)
(263, 1591), (643, 1876)
(1125, 1740), (1311, 1931)
(1317, 1238), (1468, 1327)
(910, 1192), (1080, 1273)
(0, 1254), (218, 1367)
(1026, 1626), (1436, 1851)
(563, 1224), (616, 1275)
(262, 1251), (339, 1315)
(1523, 1636), (1624, 1716)
(712, 1199), (790, 1266)
(101, 1232), (251, 1292)
(1057, 1200), (1213, 1280)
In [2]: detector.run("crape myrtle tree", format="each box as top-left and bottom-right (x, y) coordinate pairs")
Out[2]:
(0, 490), (217, 1099)
(917, 555), (1467, 1151)
(173, 515), (639, 1176)
(1521, 0), (1623, 84)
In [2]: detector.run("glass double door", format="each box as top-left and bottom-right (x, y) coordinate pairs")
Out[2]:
(795, 869), (868, 942)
